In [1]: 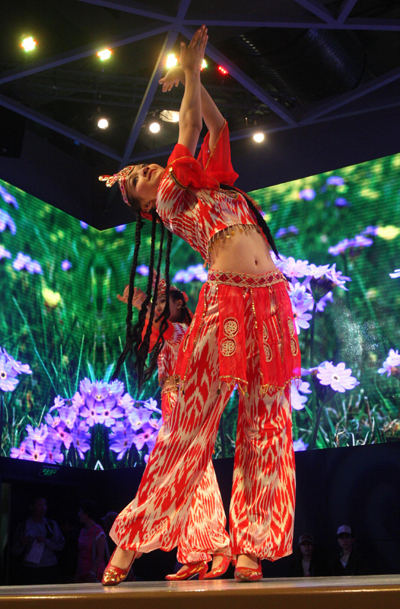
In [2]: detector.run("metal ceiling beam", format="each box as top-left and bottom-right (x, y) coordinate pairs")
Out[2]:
(0, 93), (122, 160)
(119, 30), (179, 167)
(292, 0), (335, 24)
(337, 0), (359, 25)
(181, 17), (400, 31)
(119, 0), (192, 167)
(0, 23), (171, 86)
(179, 25), (296, 126)
(298, 66), (400, 124)
(77, 0), (175, 22)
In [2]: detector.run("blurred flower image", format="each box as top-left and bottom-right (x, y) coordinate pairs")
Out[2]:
(378, 349), (400, 377)
(316, 361), (359, 393)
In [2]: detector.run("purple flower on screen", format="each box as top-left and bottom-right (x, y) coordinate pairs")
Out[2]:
(115, 224), (126, 232)
(363, 226), (378, 236)
(137, 265), (149, 276)
(61, 260), (72, 271)
(328, 239), (350, 256)
(91, 381), (110, 403)
(2, 350), (32, 375)
(0, 355), (19, 391)
(55, 424), (73, 450)
(281, 256), (310, 279)
(79, 378), (93, 395)
(389, 269), (400, 279)
(128, 406), (152, 432)
(116, 392), (135, 414)
(101, 403), (124, 428)
(335, 198), (349, 207)
(24, 439), (47, 463)
(289, 282), (314, 311)
(293, 439), (308, 452)
(352, 235), (373, 248)
(71, 426), (91, 460)
(132, 423), (157, 452)
(275, 228), (287, 239)
(10, 442), (27, 460)
(0, 245), (11, 260)
(377, 349), (400, 377)
(326, 176), (345, 186)
(59, 406), (77, 429)
(43, 430), (64, 464)
(316, 361), (359, 393)
(172, 269), (193, 283)
(45, 412), (61, 428)
(288, 225), (299, 234)
(298, 188), (316, 201)
(0, 184), (18, 208)
(270, 204), (279, 212)
(325, 264), (351, 290)
(143, 397), (161, 414)
(80, 221), (89, 229)
(291, 380), (311, 411)
(188, 264), (208, 282)
(316, 291), (333, 312)
(110, 424), (135, 460)
(109, 379), (125, 398)
(291, 304), (312, 334)
(26, 424), (48, 444)
(0, 209), (16, 234)
(13, 253), (42, 274)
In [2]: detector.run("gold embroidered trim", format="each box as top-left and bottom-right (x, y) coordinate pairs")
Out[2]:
(208, 269), (285, 289)
(168, 166), (187, 190)
(287, 317), (299, 356)
(182, 324), (193, 353)
(220, 337), (236, 357)
(223, 317), (239, 338)
(160, 374), (180, 394)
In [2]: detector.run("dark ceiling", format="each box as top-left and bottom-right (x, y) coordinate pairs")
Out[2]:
(1, 0), (400, 228)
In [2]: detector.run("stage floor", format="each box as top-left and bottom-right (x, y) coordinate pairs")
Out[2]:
(1, 575), (400, 609)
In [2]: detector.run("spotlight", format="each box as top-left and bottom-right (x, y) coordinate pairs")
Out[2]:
(218, 66), (228, 75)
(253, 133), (265, 143)
(160, 110), (179, 123)
(201, 59), (208, 71)
(149, 121), (161, 134)
(21, 36), (37, 52)
(97, 48), (112, 61)
(166, 53), (178, 69)
(98, 118), (109, 129)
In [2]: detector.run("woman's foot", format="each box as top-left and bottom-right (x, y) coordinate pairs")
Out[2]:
(234, 554), (262, 582)
(101, 548), (137, 586)
(165, 561), (208, 581)
(203, 554), (231, 579)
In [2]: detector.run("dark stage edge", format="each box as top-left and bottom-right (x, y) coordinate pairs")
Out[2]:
(1, 575), (400, 609)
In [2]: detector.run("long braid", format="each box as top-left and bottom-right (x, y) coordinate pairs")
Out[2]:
(113, 215), (143, 379)
(134, 212), (158, 388)
(220, 184), (280, 258)
(144, 230), (173, 382)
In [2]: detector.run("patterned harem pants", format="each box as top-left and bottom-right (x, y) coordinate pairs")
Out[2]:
(110, 270), (299, 560)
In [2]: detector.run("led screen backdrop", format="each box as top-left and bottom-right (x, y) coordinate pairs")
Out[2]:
(0, 152), (399, 470)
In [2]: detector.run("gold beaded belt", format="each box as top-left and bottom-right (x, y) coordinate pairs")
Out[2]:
(207, 268), (286, 289)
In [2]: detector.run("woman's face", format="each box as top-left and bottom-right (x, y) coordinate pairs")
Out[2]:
(125, 163), (164, 210)
(155, 294), (182, 323)
(300, 541), (314, 558)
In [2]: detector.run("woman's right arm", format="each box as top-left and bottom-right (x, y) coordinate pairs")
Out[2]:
(177, 26), (208, 156)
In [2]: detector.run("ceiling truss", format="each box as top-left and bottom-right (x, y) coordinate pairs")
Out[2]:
(1, 0), (400, 165)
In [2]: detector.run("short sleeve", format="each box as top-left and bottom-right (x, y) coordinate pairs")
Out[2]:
(196, 121), (239, 186)
(166, 144), (219, 191)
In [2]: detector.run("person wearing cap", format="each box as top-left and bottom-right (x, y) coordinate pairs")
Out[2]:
(288, 534), (327, 577)
(331, 525), (369, 576)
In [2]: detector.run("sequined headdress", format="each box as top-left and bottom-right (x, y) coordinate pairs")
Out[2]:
(98, 166), (133, 206)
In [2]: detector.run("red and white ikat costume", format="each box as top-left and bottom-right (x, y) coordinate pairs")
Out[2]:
(110, 122), (301, 560)
(144, 317), (230, 563)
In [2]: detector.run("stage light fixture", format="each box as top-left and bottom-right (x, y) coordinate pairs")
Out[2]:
(98, 118), (109, 129)
(160, 110), (179, 123)
(166, 53), (178, 69)
(21, 36), (36, 52)
(149, 121), (161, 134)
(201, 59), (208, 70)
(253, 133), (265, 143)
(97, 48), (112, 61)
(218, 66), (228, 75)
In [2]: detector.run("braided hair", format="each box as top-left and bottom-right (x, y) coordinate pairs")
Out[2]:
(113, 209), (174, 389)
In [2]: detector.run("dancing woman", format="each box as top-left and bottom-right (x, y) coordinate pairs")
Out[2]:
(100, 25), (301, 583)
(117, 281), (231, 580)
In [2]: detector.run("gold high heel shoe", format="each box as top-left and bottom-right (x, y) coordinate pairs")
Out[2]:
(165, 561), (208, 581)
(101, 549), (138, 586)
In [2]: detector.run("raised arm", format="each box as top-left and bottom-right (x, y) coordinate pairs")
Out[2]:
(160, 65), (225, 152)
(175, 26), (208, 156)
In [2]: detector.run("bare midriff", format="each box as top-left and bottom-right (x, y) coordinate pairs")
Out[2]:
(208, 225), (277, 275)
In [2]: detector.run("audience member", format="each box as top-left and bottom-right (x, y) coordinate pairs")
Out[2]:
(75, 500), (107, 583)
(331, 525), (369, 576)
(11, 496), (65, 585)
(288, 534), (328, 577)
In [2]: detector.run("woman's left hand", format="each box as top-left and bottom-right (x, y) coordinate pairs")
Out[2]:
(159, 66), (185, 92)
